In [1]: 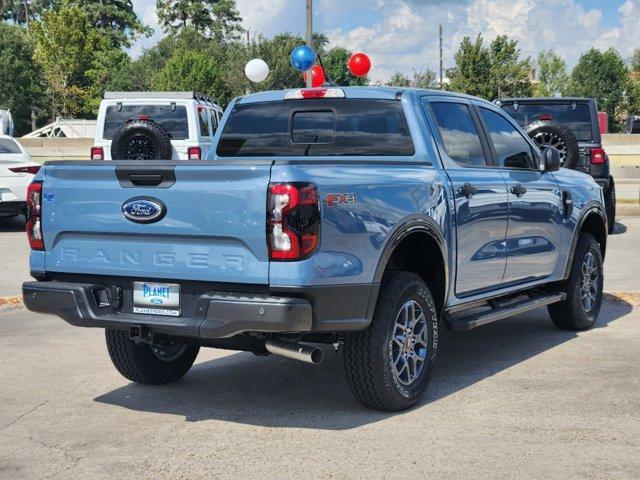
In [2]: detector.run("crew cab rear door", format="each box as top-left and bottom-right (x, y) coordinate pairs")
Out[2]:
(40, 161), (271, 284)
(424, 97), (509, 296)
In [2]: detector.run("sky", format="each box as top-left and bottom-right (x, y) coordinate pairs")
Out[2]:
(131, 0), (640, 82)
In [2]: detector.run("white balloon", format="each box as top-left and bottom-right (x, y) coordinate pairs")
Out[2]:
(245, 59), (269, 83)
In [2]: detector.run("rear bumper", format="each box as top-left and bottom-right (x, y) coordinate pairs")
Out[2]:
(22, 279), (376, 339)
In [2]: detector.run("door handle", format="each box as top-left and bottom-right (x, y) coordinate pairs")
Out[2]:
(129, 174), (163, 187)
(510, 184), (527, 197)
(458, 183), (478, 198)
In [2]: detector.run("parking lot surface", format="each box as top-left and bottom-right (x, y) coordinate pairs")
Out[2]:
(1, 217), (639, 479)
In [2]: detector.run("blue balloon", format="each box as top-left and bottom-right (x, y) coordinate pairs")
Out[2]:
(290, 45), (317, 72)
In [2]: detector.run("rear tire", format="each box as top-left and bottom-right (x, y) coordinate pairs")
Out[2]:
(105, 329), (199, 384)
(110, 119), (173, 160)
(343, 271), (439, 411)
(605, 181), (616, 234)
(548, 233), (603, 331)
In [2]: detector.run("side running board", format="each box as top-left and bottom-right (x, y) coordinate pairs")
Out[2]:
(445, 292), (566, 331)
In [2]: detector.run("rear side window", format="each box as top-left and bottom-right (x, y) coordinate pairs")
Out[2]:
(430, 102), (486, 168)
(501, 103), (593, 141)
(0, 138), (22, 154)
(198, 107), (211, 137)
(103, 105), (189, 140)
(480, 108), (536, 169)
(209, 109), (219, 133)
(217, 99), (414, 157)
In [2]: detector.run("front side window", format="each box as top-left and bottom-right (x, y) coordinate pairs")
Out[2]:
(480, 108), (536, 170)
(430, 102), (486, 168)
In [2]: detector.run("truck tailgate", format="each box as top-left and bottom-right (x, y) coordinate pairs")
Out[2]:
(41, 161), (271, 284)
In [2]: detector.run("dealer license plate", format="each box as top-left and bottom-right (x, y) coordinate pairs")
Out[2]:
(132, 282), (180, 317)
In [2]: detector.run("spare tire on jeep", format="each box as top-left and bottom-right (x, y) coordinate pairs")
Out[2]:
(525, 121), (579, 169)
(110, 119), (173, 160)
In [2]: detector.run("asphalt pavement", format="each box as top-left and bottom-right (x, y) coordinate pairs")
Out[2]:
(0, 216), (639, 479)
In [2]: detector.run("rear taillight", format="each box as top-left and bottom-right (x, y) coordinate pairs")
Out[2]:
(26, 181), (44, 250)
(9, 166), (40, 175)
(267, 183), (320, 261)
(91, 146), (104, 160)
(188, 146), (201, 160)
(284, 88), (346, 100)
(590, 147), (606, 165)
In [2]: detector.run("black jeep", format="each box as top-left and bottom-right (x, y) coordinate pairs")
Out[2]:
(496, 97), (616, 233)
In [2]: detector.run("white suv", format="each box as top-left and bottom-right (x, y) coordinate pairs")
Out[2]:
(91, 92), (223, 161)
(0, 135), (40, 218)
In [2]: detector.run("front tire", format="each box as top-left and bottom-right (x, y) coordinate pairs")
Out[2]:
(343, 272), (439, 411)
(105, 329), (200, 384)
(548, 233), (603, 331)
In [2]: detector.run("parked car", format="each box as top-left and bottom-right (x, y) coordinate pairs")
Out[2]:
(0, 135), (40, 218)
(496, 97), (616, 233)
(23, 87), (607, 411)
(91, 91), (223, 161)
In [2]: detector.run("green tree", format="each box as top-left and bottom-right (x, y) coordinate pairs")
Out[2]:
(30, 5), (110, 117)
(447, 34), (492, 98)
(448, 34), (531, 99)
(0, 23), (47, 134)
(386, 69), (436, 88)
(64, 0), (152, 48)
(488, 35), (531, 98)
(153, 48), (231, 104)
(387, 72), (410, 87)
(156, 0), (242, 41)
(321, 46), (367, 86)
(630, 48), (640, 72)
(569, 48), (629, 129)
(534, 50), (569, 97)
(0, 0), (51, 26)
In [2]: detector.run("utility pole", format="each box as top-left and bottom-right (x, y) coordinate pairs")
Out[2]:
(439, 24), (443, 90)
(306, 0), (313, 88)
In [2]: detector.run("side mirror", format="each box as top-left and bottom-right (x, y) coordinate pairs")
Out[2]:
(540, 147), (561, 172)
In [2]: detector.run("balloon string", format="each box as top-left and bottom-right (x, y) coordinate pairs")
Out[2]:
(316, 53), (333, 87)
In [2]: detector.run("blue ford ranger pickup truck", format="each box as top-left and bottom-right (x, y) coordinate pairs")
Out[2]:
(22, 87), (607, 411)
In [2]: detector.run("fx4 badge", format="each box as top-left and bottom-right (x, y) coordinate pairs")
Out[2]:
(326, 193), (357, 207)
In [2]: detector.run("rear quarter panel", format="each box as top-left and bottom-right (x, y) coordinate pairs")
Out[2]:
(269, 160), (452, 288)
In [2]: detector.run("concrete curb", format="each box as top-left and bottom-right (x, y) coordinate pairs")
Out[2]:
(618, 203), (640, 217)
(1, 292), (638, 313)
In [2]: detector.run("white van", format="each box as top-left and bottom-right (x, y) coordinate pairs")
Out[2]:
(92, 92), (223, 161)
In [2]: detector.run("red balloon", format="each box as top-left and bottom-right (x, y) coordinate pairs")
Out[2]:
(303, 65), (326, 87)
(347, 52), (371, 77)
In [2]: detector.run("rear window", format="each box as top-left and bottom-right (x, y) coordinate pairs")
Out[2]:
(103, 105), (189, 140)
(500, 103), (593, 141)
(0, 138), (22, 154)
(217, 99), (414, 157)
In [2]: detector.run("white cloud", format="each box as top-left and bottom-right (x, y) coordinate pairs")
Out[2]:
(130, 0), (640, 80)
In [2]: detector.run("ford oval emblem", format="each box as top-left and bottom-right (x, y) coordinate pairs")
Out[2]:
(122, 197), (166, 224)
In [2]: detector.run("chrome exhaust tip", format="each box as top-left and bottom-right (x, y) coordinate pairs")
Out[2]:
(265, 339), (324, 365)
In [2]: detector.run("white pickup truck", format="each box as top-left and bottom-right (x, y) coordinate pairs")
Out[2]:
(91, 92), (223, 161)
